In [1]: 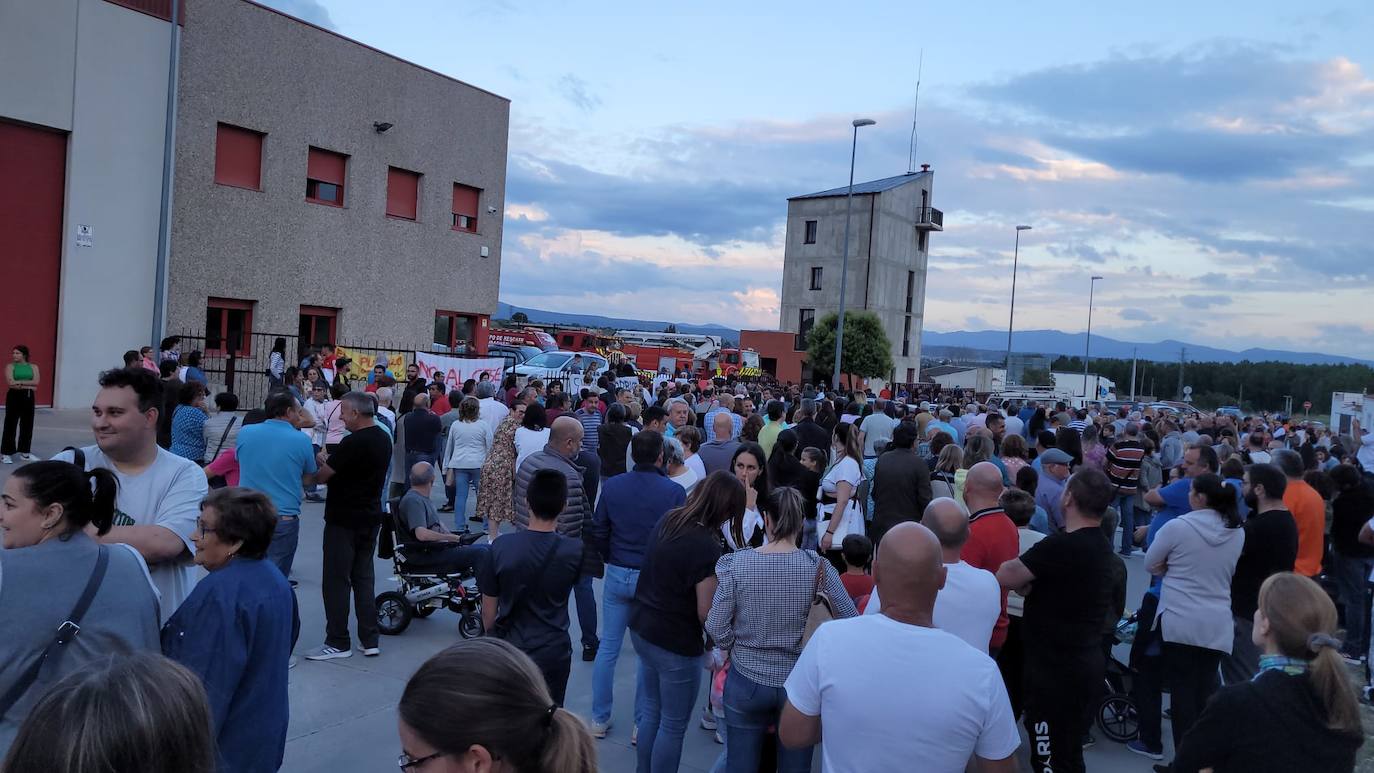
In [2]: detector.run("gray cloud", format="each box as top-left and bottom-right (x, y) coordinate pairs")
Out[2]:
(556, 74), (602, 112)
(1120, 308), (1156, 321)
(1050, 128), (1362, 182)
(1178, 294), (1234, 308)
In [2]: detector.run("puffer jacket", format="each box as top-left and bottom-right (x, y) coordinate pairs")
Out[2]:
(513, 445), (603, 578)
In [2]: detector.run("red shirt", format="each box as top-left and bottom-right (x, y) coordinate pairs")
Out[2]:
(840, 573), (875, 607)
(431, 395), (451, 416)
(961, 507), (1020, 649)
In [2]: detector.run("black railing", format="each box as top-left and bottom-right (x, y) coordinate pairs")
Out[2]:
(916, 207), (943, 228)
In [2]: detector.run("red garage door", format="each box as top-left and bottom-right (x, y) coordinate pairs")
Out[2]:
(0, 120), (66, 406)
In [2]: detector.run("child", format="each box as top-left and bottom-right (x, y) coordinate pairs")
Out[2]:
(839, 534), (875, 608)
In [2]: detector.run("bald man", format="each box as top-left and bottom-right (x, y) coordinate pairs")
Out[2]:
(959, 462), (1019, 654)
(395, 461), (488, 574)
(865, 499), (1002, 654)
(696, 410), (742, 476)
(783, 523), (1019, 772)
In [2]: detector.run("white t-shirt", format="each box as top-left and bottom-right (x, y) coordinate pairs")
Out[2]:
(1004, 414), (1024, 438)
(858, 413), (897, 457)
(784, 614), (1020, 773)
(1007, 529), (1047, 617)
(477, 397), (509, 437)
(54, 445), (207, 623)
(671, 466), (700, 494)
(685, 452), (706, 482)
(819, 456), (862, 529)
(864, 562), (1002, 653)
(514, 426), (550, 471)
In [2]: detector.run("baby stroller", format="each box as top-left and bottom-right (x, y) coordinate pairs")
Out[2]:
(1096, 613), (1140, 743)
(375, 509), (486, 638)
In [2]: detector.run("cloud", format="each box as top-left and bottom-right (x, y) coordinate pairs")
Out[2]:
(259, 0), (335, 29)
(1049, 127), (1361, 182)
(1177, 294), (1234, 308)
(1120, 308), (1156, 321)
(556, 74), (602, 112)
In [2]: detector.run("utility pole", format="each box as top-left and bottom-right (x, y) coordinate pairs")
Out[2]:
(1238, 383), (1244, 409)
(1129, 347), (1137, 402)
(1177, 347), (1186, 400)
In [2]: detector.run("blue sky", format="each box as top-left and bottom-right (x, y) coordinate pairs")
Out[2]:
(267, 0), (1374, 359)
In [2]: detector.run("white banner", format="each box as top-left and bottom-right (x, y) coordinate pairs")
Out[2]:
(414, 352), (505, 391)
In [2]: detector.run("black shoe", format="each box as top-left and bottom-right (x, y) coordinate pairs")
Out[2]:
(582, 643), (598, 662)
(469, 515), (483, 523)
(1153, 765), (1172, 773)
(438, 504), (455, 513)
(1081, 733), (1095, 749)
(288, 579), (299, 588)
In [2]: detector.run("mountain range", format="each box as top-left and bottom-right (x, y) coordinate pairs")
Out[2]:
(496, 302), (1371, 367)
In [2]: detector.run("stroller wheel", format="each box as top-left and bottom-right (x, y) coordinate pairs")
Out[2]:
(1097, 694), (1138, 743)
(458, 613), (484, 640)
(413, 602), (438, 619)
(376, 591), (413, 635)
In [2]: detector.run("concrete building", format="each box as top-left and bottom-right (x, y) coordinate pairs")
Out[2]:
(778, 170), (939, 387)
(167, 0), (509, 359)
(1, 0), (179, 408)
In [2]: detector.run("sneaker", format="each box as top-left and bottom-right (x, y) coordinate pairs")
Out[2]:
(631, 725), (637, 746)
(1, 456), (11, 464)
(303, 645), (352, 661)
(714, 729), (723, 745)
(589, 719), (611, 739)
(1081, 733), (1095, 749)
(1126, 740), (1164, 760)
(582, 643), (598, 662)
(288, 656), (298, 669)
(358, 645), (380, 657)
(438, 504), (455, 512)
(304, 493), (325, 503)
(1152, 765), (1173, 773)
(700, 708), (717, 730)
(20, 453), (38, 461)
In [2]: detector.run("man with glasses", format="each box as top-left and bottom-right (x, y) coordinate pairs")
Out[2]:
(305, 392), (393, 661)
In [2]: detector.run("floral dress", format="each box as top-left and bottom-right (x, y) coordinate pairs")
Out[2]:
(474, 414), (520, 525)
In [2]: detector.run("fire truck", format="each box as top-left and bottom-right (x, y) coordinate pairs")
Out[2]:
(487, 326), (557, 351)
(553, 328), (762, 381)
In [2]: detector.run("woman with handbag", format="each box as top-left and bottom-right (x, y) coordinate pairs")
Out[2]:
(706, 488), (856, 772)
(818, 423), (863, 569)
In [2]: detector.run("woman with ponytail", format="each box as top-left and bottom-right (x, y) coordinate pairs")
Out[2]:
(398, 638), (596, 773)
(0, 461), (160, 751)
(1143, 471), (1246, 767)
(1172, 572), (1362, 772)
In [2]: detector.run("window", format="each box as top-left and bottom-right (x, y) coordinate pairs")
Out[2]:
(803, 220), (817, 244)
(205, 298), (254, 356)
(919, 230), (928, 252)
(306, 146), (347, 206)
(452, 183), (481, 232)
(298, 306), (337, 352)
(796, 308), (815, 350)
(214, 123), (263, 190)
(385, 166), (421, 220)
(902, 315), (912, 356)
(809, 266), (823, 291)
(434, 311), (476, 353)
(906, 271), (915, 313)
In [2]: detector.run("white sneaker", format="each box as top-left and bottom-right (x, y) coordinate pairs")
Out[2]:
(700, 708), (717, 730)
(357, 645), (380, 657)
(589, 719), (611, 739)
(1, 456), (11, 464)
(303, 644), (352, 661)
(19, 453), (37, 461)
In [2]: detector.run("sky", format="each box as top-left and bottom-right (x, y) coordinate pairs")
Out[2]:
(266, 0), (1374, 359)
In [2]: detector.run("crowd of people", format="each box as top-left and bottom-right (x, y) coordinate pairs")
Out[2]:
(1, 351), (1373, 773)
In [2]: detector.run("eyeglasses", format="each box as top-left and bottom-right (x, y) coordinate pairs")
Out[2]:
(194, 518), (218, 536)
(397, 751), (445, 769)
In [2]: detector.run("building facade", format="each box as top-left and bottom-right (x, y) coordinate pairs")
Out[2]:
(0, 0), (178, 408)
(777, 171), (939, 386)
(167, 0), (509, 359)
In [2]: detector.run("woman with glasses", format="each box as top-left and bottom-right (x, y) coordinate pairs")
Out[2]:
(0, 460), (160, 750)
(397, 638), (596, 772)
(161, 487), (297, 773)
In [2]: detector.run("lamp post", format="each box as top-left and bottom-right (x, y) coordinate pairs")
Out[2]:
(832, 117), (876, 392)
(1004, 224), (1032, 383)
(1083, 275), (1103, 399)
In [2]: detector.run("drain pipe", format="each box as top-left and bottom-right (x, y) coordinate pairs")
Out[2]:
(150, 1), (182, 346)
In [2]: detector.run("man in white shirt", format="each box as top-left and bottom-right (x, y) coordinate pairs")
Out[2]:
(1351, 418), (1374, 474)
(474, 380), (509, 436)
(857, 400), (897, 459)
(864, 498), (1002, 653)
(782, 522), (1020, 773)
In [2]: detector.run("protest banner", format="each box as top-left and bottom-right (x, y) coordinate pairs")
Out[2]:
(415, 351), (505, 390)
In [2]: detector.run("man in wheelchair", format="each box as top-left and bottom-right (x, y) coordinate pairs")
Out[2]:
(395, 462), (488, 576)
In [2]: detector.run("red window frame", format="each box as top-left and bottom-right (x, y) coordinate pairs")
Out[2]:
(434, 310), (478, 352)
(298, 305), (337, 350)
(452, 183), (480, 233)
(306, 146), (347, 207)
(214, 123), (264, 191)
(205, 297), (255, 356)
(386, 166), (421, 220)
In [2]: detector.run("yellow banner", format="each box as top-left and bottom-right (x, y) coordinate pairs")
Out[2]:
(333, 346), (408, 383)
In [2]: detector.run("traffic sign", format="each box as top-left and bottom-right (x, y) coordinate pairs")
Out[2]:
(1303, 401), (1312, 410)
(1183, 386), (1193, 395)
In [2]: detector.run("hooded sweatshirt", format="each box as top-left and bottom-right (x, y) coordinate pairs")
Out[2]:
(1144, 508), (1245, 652)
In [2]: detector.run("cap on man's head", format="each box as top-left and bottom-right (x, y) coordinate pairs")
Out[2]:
(1039, 448), (1073, 466)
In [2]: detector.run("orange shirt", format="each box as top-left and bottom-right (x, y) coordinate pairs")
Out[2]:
(1285, 480), (1326, 577)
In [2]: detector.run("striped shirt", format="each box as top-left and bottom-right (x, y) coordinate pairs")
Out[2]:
(576, 408), (603, 452)
(1067, 419), (1090, 435)
(1105, 439), (1146, 495)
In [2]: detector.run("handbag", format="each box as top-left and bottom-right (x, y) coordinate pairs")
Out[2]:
(206, 416), (238, 489)
(800, 555), (836, 649)
(0, 545), (109, 719)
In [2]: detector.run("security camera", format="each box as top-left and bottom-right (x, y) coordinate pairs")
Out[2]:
(487, 206), (498, 214)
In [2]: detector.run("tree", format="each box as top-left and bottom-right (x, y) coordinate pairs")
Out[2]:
(805, 311), (893, 388)
(664, 323), (678, 333)
(511, 311), (528, 323)
(1020, 367), (1053, 386)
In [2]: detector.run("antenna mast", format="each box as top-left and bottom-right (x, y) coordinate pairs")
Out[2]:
(907, 49), (924, 174)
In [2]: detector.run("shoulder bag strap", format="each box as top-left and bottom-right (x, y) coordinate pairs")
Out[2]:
(212, 416), (237, 460)
(0, 545), (110, 719)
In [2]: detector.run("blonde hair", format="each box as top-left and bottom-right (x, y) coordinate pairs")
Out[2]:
(935, 444), (964, 474)
(1257, 573), (1361, 737)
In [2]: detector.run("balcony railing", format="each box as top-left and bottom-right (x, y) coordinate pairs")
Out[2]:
(915, 206), (943, 230)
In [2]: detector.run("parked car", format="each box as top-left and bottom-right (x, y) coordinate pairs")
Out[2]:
(489, 344), (544, 372)
(511, 350), (609, 380)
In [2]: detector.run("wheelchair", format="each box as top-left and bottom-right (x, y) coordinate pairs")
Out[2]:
(374, 511), (487, 638)
(1095, 613), (1140, 743)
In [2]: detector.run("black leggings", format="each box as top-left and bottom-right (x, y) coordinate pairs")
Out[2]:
(2, 388), (35, 455)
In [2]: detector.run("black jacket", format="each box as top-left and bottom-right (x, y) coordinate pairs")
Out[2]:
(870, 448), (933, 543)
(791, 419), (831, 459)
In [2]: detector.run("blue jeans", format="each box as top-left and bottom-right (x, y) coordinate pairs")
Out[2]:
(632, 632), (703, 773)
(722, 668), (813, 773)
(1115, 494), (1136, 554)
(593, 564), (641, 724)
(266, 516), (300, 578)
(447, 467), (480, 530)
(574, 573), (598, 648)
(1331, 553), (1373, 655)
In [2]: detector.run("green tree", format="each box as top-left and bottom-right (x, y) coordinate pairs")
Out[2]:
(664, 323), (678, 333)
(511, 311), (529, 323)
(1020, 367), (1053, 386)
(805, 311), (893, 388)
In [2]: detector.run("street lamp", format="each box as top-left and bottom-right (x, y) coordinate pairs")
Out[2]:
(832, 117), (876, 392)
(1083, 275), (1103, 398)
(1004, 224), (1033, 382)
